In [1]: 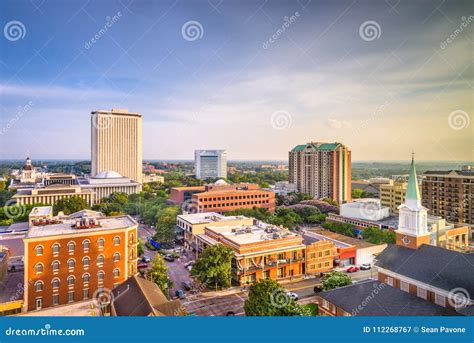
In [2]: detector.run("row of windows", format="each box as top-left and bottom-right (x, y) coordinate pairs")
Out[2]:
(199, 194), (270, 202)
(200, 200), (270, 209)
(36, 287), (119, 308)
(35, 253), (122, 273)
(34, 270), (120, 291)
(35, 236), (123, 256)
(309, 261), (331, 269)
(308, 250), (331, 259)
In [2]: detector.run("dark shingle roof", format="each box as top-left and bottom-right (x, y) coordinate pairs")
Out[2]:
(375, 244), (474, 296)
(111, 275), (182, 316)
(424, 170), (474, 177)
(319, 279), (458, 316)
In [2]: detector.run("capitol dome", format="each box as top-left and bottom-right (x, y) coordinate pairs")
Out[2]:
(94, 171), (123, 179)
(214, 179), (228, 186)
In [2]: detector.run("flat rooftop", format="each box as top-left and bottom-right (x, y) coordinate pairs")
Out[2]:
(25, 215), (137, 239)
(207, 223), (300, 245)
(30, 206), (52, 216)
(178, 212), (249, 225)
(306, 228), (376, 249)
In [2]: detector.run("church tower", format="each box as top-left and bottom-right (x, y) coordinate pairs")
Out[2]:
(396, 154), (431, 249)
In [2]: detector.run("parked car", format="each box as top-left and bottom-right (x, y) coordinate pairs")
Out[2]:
(184, 261), (194, 268)
(175, 289), (186, 299)
(137, 262), (148, 269)
(182, 281), (193, 290)
(359, 263), (371, 270)
(141, 256), (151, 263)
(346, 266), (359, 273)
(286, 292), (299, 301)
(313, 285), (323, 293)
(164, 255), (175, 262)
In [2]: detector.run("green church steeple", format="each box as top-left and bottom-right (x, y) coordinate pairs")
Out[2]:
(406, 153), (420, 202)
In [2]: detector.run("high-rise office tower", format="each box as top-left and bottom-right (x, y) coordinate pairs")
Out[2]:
(288, 142), (351, 203)
(91, 109), (142, 184)
(194, 150), (227, 180)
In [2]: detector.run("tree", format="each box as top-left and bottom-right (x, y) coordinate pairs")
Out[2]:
(244, 279), (311, 316)
(191, 244), (234, 290)
(352, 189), (371, 199)
(53, 196), (90, 215)
(321, 271), (352, 291)
(146, 254), (173, 296)
(154, 206), (180, 242)
(362, 227), (396, 244)
(137, 238), (144, 256)
(271, 207), (303, 229)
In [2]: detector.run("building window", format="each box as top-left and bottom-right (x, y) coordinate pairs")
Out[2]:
(417, 287), (427, 300)
(52, 243), (60, 254)
(83, 273), (90, 283)
(52, 278), (60, 289)
(68, 241), (75, 253)
(400, 281), (409, 292)
(113, 236), (121, 245)
(35, 281), (43, 292)
(68, 258), (75, 269)
(83, 239), (90, 250)
(385, 276), (393, 286)
(83, 256), (90, 267)
(322, 299), (329, 309)
(67, 276), (75, 286)
(35, 263), (44, 274)
(113, 268), (120, 278)
(97, 254), (104, 264)
(98, 238), (105, 249)
(435, 294), (446, 307)
(130, 233), (134, 244)
(52, 294), (59, 306)
(52, 260), (60, 272)
(68, 292), (74, 303)
(113, 252), (120, 262)
(83, 289), (89, 300)
(98, 271), (105, 281)
(35, 245), (43, 256)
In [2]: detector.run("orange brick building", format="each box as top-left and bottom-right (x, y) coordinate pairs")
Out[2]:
(195, 222), (335, 284)
(23, 207), (138, 312)
(170, 180), (276, 213)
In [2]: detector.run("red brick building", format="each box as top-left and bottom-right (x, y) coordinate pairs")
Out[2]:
(23, 207), (138, 312)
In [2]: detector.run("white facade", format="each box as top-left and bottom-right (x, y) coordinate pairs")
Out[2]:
(194, 149), (227, 180)
(340, 198), (390, 221)
(78, 171), (140, 204)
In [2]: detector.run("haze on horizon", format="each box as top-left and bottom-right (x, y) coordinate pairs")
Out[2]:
(0, 0), (472, 163)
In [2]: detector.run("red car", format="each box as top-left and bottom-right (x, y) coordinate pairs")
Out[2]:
(137, 262), (148, 269)
(346, 266), (359, 273)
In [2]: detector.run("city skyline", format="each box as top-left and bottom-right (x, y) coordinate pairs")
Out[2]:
(1, 0), (472, 162)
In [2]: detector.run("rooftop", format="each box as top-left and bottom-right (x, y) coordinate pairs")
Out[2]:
(178, 212), (249, 225)
(291, 142), (344, 152)
(319, 279), (457, 316)
(29, 206), (52, 217)
(305, 228), (375, 249)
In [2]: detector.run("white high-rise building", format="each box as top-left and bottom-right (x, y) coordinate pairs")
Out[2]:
(91, 109), (142, 184)
(194, 150), (227, 180)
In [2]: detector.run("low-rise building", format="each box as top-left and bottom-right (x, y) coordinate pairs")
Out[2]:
(23, 206), (138, 312)
(12, 184), (95, 206)
(142, 174), (165, 184)
(78, 171), (141, 203)
(379, 180), (407, 213)
(272, 181), (298, 196)
(340, 198), (390, 221)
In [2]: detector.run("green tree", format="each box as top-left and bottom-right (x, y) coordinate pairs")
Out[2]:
(351, 189), (372, 199)
(137, 238), (144, 256)
(146, 254), (173, 296)
(244, 279), (311, 316)
(53, 196), (90, 215)
(362, 226), (396, 244)
(191, 244), (234, 291)
(154, 206), (180, 242)
(271, 207), (302, 229)
(0, 180), (6, 191)
(321, 271), (352, 291)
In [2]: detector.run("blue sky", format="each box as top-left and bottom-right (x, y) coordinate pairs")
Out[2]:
(0, 0), (472, 161)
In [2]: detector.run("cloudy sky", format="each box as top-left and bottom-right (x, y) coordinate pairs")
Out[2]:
(0, 0), (472, 161)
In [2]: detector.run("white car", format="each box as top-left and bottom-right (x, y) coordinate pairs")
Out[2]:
(286, 292), (299, 301)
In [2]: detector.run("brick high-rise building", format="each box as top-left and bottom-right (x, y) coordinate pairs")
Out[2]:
(422, 166), (474, 229)
(23, 207), (138, 312)
(91, 109), (142, 184)
(288, 142), (351, 203)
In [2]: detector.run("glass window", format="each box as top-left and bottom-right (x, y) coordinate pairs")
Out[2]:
(113, 253), (120, 262)
(68, 276), (75, 286)
(52, 243), (60, 254)
(68, 292), (74, 303)
(52, 278), (60, 288)
(83, 256), (90, 267)
(83, 273), (90, 283)
(35, 263), (43, 273)
(83, 289), (89, 300)
(83, 240), (90, 250)
(68, 242), (75, 253)
(113, 236), (121, 245)
(35, 281), (43, 292)
(52, 294), (59, 306)
(35, 245), (43, 256)
(97, 255), (104, 264)
(113, 268), (120, 277)
(98, 238), (104, 248)
(68, 259), (75, 269)
(52, 261), (60, 271)
(98, 271), (104, 281)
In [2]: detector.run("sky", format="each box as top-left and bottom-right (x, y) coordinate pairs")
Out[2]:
(0, 0), (472, 162)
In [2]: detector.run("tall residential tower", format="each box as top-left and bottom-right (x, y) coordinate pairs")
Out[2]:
(91, 109), (142, 184)
(288, 142), (351, 203)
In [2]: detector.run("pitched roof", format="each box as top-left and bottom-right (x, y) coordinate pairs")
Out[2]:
(111, 275), (182, 316)
(291, 142), (341, 152)
(375, 244), (474, 296)
(405, 155), (421, 201)
(318, 279), (457, 316)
